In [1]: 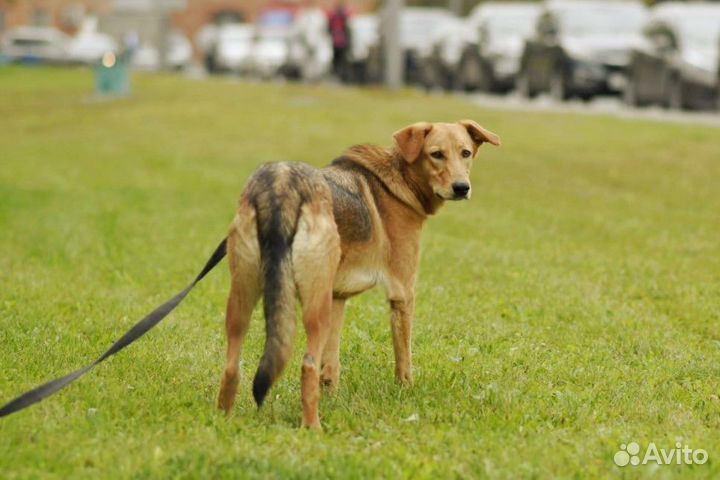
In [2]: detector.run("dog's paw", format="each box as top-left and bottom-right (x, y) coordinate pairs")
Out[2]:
(395, 370), (413, 387)
(217, 375), (238, 416)
(320, 364), (340, 392)
(301, 419), (323, 432)
(217, 390), (235, 415)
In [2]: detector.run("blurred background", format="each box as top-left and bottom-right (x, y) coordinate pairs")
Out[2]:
(1, 0), (720, 111)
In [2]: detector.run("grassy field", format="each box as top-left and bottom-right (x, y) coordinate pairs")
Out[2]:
(1, 66), (719, 479)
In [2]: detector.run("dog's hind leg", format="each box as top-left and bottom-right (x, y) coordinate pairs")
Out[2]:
(298, 290), (333, 431)
(320, 299), (345, 392)
(293, 200), (340, 430)
(217, 208), (261, 415)
(217, 279), (259, 414)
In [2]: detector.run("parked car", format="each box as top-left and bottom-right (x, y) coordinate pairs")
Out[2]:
(456, 2), (541, 92)
(347, 14), (378, 83)
(131, 30), (193, 71)
(625, 2), (720, 110)
(717, 38), (720, 110)
(1, 26), (69, 64)
(249, 28), (291, 79)
(66, 31), (118, 65)
(419, 15), (465, 90)
(366, 7), (455, 85)
(518, 0), (648, 100)
(212, 24), (255, 73)
(284, 7), (332, 81)
(64, 16), (118, 65)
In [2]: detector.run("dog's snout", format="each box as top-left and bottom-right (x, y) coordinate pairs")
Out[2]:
(452, 182), (470, 198)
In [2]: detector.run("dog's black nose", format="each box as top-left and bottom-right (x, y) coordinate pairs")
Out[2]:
(452, 182), (470, 198)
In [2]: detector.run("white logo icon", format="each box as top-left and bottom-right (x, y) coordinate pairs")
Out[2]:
(614, 442), (641, 466)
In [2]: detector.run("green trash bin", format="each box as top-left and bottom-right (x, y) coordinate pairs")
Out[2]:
(95, 51), (131, 96)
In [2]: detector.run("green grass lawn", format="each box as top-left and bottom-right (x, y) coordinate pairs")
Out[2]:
(1, 66), (719, 479)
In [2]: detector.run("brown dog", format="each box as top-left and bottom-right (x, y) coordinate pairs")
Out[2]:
(216, 120), (500, 430)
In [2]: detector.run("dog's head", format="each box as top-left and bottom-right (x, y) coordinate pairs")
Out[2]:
(393, 120), (500, 201)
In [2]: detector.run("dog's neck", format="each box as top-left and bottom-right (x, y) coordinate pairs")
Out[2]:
(397, 154), (445, 216)
(341, 145), (444, 218)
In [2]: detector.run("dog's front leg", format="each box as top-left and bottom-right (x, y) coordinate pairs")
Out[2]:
(389, 295), (415, 386)
(387, 238), (420, 387)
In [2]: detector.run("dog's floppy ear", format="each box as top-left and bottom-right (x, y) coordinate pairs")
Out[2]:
(393, 122), (433, 163)
(459, 120), (501, 147)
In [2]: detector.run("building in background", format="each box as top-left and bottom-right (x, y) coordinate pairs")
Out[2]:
(0, 0), (104, 34)
(0, 0), (374, 57)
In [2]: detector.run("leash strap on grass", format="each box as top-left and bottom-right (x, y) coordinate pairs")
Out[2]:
(0, 237), (228, 419)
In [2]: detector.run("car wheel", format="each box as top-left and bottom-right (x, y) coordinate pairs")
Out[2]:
(421, 59), (437, 91)
(549, 71), (569, 101)
(205, 52), (218, 74)
(477, 65), (493, 92)
(365, 48), (383, 84)
(516, 71), (535, 98)
(623, 76), (641, 107)
(283, 65), (301, 81)
(459, 53), (482, 92)
(442, 65), (457, 91)
(667, 74), (685, 110)
(448, 68), (461, 91)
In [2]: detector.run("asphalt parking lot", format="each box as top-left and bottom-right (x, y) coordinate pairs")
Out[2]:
(466, 92), (720, 128)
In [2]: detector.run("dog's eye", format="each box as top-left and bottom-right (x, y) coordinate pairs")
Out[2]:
(430, 151), (444, 160)
(461, 149), (472, 158)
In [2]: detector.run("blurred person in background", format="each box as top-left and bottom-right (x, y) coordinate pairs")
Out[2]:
(196, 24), (219, 72)
(123, 30), (140, 61)
(328, 0), (351, 80)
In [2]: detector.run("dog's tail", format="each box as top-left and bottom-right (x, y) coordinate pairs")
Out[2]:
(250, 165), (309, 407)
(252, 229), (296, 407)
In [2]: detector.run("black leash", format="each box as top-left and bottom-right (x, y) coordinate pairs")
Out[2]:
(0, 237), (227, 418)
